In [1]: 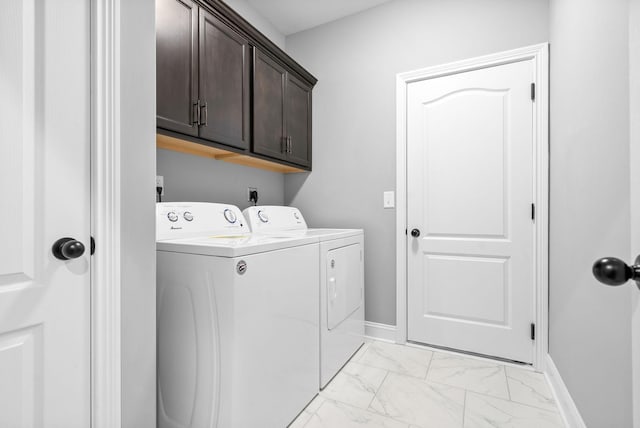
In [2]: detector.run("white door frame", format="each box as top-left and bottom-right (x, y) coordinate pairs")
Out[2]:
(630, 1), (640, 425)
(92, 0), (122, 426)
(395, 44), (549, 369)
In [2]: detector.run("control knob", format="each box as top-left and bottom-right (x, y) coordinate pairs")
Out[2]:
(167, 212), (178, 222)
(223, 208), (237, 224)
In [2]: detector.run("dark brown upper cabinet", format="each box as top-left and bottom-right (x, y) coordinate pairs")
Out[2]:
(253, 49), (312, 168)
(253, 49), (287, 161)
(156, 0), (316, 171)
(157, 0), (249, 150)
(285, 73), (312, 168)
(156, 0), (199, 136)
(199, 8), (250, 150)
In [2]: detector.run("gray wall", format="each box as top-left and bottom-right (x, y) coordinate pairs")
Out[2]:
(224, 0), (285, 49)
(549, 0), (632, 426)
(121, 0), (157, 426)
(157, 149), (285, 209)
(157, 1), (286, 209)
(284, 0), (550, 325)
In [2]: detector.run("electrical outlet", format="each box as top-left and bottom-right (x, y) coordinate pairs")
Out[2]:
(247, 187), (258, 204)
(156, 175), (164, 196)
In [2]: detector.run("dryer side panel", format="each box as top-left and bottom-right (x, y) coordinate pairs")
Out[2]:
(320, 235), (365, 388)
(326, 244), (362, 330)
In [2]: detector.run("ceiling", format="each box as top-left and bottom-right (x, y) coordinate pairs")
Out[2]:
(244, 0), (394, 35)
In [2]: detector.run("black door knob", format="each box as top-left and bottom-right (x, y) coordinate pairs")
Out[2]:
(52, 237), (85, 260)
(411, 229), (420, 238)
(592, 256), (640, 289)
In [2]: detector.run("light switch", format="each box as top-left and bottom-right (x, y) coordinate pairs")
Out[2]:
(383, 191), (395, 208)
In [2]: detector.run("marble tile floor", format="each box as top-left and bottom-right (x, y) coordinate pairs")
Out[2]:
(289, 340), (565, 428)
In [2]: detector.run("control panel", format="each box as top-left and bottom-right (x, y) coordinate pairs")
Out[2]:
(156, 202), (250, 241)
(242, 206), (308, 232)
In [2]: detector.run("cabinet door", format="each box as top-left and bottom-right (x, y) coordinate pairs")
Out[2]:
(156, 0), (199, 136)
(285, 74), (312, 168)
(253, 49), (287, 160)
(199, 9), (250, 150)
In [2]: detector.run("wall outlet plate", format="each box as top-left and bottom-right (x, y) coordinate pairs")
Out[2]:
(383, 191), (395, 208)
(247, 187), (257, 202)
(156, 175), (164, 196)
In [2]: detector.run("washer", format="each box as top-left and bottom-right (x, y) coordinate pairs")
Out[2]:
(156, 202), (319, 428)
(243, 205), (365, 388)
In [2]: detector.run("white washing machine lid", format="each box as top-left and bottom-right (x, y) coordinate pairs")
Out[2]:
(156, 233), (318, 257)
(248, 228), (362, 242)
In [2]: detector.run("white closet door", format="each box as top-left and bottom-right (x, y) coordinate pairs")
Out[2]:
(0, 0), (91, 426)
(406, 59), (535, 363)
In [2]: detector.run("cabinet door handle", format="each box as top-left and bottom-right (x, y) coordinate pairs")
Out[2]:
(288, 136), (292, 154)
(200, 101), (208, 126)
(192, 100), (200, 125)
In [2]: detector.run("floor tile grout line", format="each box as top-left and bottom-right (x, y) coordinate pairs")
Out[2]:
(465, 388), (563, 414)
(365, 372), (456, 428)
(462, 389), (467, 428)
(503, 368), (561, 412)
(302, 397), (329, 427)
(504, 374), (558, 410)
(504, 365), (512, 401)
(423, 379), (512, 401)
(423, 350), (435, 381)
(366, 369), (391, 413)
(356, 341), (436, 379)
(321, 394), (416, 427)
(319, 365), (388, 412)
(420, 378), (473, 396)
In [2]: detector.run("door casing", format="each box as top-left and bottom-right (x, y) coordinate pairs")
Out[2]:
(629, 1), (640, 425)
(92, 0), (123, 426)
(395, 44), (549, 370)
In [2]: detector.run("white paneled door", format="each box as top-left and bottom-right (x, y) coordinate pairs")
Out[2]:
(407, 60), (535, 363)
(0, 0), (91, 427)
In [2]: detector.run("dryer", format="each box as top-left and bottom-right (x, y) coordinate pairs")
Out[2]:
(156, 203), (319, 428)
(243, 206), (365, 388)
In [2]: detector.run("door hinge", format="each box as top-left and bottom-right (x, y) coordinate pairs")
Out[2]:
(530, 323), (536, 340)
(530, 83), (536, 101)
(531, 203), (535, 221)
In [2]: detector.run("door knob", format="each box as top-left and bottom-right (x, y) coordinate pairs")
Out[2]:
(52, 237), (85, 260)
(411, 229), (420, 238)
(592, 256), (640, 290)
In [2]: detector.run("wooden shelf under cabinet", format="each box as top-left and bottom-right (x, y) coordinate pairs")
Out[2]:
(157, 133), (306, 174)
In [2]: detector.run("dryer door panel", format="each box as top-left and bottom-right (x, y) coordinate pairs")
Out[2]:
(327, 244), (362, 330)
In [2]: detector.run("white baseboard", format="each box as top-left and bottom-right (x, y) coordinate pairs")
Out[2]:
(544, 354), (587, 428)
(364, 321), (397, 343)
